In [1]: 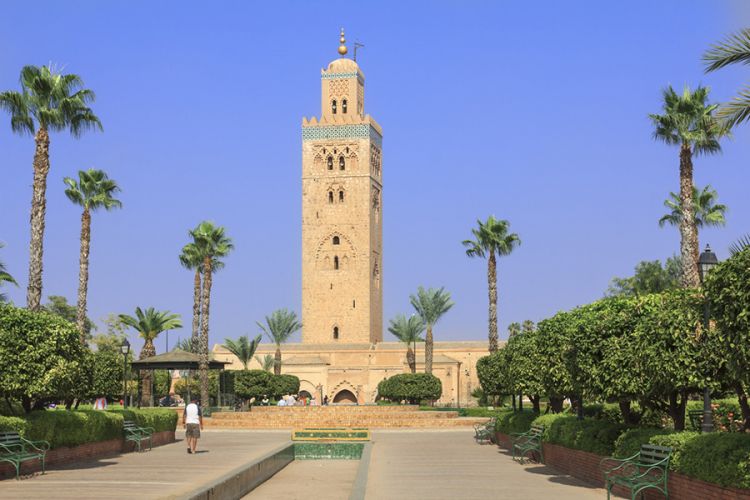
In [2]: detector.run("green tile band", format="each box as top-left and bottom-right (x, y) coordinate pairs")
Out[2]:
(302, 124), (382, 147)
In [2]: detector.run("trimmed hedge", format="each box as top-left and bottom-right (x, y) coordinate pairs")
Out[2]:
(109, 408), (178, 433)
(613, 427), (672, 457)
(495, 410), (538, 434)
(378, 373), (442, 403)
(532, 413), (625, 455)
(0, 415), (29, 434)
(679, 433), (750, 489)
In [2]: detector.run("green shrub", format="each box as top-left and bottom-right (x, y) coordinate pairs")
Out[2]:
(0, 399), (24, 416)
(679, 433), (750, 489)
(378, 373), (442, 403)
(0, 415), (29, 434)
(686, 398), (743, 432)
(234, 370), (273, 400)
(536, 415), (625, 455)
(649, 431), (699, 471)
(89, 350), (125, 399)
(613, 428), (672, 458)
(109, 408), (177, 433)
(270, 374), (300, 399)
(495, 410), (537, 434)
(24, 410), (122, 448)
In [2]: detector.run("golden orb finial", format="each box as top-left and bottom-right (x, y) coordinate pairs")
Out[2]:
(338, 28), (348, 56)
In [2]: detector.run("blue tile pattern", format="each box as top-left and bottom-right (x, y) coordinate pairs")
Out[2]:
(302, 124), (382, 146)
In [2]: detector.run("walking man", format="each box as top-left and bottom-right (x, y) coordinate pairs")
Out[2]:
(183, 397), (203, 454)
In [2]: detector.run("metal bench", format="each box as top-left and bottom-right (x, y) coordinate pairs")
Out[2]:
(511, 424), (544, 464)
(688, 409), (704, 432)
(473, 417), (496, 444)
(0, 431), (50, 479)
(123, 420), (154, 452)
(600, 444), (671, 499)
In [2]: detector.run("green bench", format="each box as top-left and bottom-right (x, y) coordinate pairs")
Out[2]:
(473, 417), (496, 444)
(511, 424), (544, 464)
(600, 444), (672, 499)
(123, 420), (154, 452)
(0, 431), (50, 479)
(688, 409), (704, 432)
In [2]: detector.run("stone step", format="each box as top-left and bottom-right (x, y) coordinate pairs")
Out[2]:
(203, 416), (485, 429)
(210, 411), (459, 420)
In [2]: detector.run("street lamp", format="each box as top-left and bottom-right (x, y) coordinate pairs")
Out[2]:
(121, 339), (131, 408)
(698, 244), (719, 433)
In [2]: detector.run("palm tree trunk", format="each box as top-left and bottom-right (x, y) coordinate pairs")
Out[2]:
(487, 252), (498, 353)
(407, 346), (415, 373)
(679, 144), (701, 288)
(140, 339), (156, 407)
(274, 347), (282, 376)
(26, 127), (50, 311)
(191, 269), (201, 352)
(425, 325), (433, 374)
(199, 257), (213, 408)
(75, 208), (91, 344)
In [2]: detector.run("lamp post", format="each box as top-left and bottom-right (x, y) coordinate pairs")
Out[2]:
(121, 339), (131, 408)
(698, 244), (719, 433)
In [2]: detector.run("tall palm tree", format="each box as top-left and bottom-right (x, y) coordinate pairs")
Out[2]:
(64, 169), (121, 343)
(0, 243), (18, 302)
(119, 307), (182, 406)
(521, 320), (535, 334)
(462, 216), (520, 352)
(173, 337), (194, 352)
(659, 185), (727, 229)
(649, 86), (725, 288)
(507, 322), (521, 338)
(409, 286), (454, 374)
(257, 309), (302, 375)
(0, 65), (102, 310)
(190, 221), (233, 407)
(224, 334), (262, 370)
(388, 314), (425, 373)
(255, 353), (275, 372)
(704, 29), (750, 129)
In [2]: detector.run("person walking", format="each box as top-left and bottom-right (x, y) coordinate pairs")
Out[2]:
(183, 397), (203, 454)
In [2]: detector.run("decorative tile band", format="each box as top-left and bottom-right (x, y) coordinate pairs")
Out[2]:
(321, 72), (359, 79)
(302, 124), (382, 146)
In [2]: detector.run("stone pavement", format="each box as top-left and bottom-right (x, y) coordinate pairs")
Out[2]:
(364, 430), (605, 499)
(243, 459), (358, 499)
(0, 430), (289, 500)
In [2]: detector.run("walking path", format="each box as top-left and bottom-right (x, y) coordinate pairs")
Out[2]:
(0, 429), (606, 499)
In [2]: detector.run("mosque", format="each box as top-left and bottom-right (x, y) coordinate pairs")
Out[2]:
(212, 30), (488, 406)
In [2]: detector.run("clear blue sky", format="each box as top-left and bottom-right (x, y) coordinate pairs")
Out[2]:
(2, 1), (749, 355)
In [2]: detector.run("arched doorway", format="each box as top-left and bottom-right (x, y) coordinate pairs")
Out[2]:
(298, 390), (312, 400)
(333, 389), (357, 404)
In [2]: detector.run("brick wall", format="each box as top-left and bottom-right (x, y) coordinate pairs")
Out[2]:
(496, 432), (750, 499)
(0, 430), (175, 479)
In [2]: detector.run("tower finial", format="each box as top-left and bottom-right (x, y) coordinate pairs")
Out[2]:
(338, 28), (348, 56)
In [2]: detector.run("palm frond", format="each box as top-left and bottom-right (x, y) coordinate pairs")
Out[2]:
(729, 234), (750, 255)
(703, 28), (750, 73)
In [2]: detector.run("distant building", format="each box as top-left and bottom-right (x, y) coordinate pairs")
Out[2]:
(213, 30), (489, 406)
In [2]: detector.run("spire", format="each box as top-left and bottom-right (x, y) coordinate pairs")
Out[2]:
(338, 28), (348, 57)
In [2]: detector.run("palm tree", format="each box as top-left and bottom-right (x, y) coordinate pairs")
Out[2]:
(0, 243), (18, 303)
(409, 286), (454, 374)
(704, 29), (750, 129)
(521, 320), (535, 334)
(257, 309), (302, 375)
(173, 337), (194, 352)
(462, 216), (520, 352)
(119, 307), (182, 406)
(255, 354), (275, 372)
(224, 334), (262, 370)
(388, 314), (425, 373)
(63, 169), (121, 343)
(190, 221), (233, 406)
(659, 185), (727, 228)
(649, 86), (725, 288)
(507, 322), (521, 339)
(0, 65), (102, 311)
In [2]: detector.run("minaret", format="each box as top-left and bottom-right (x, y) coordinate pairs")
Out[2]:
(301, 29), (383, 344)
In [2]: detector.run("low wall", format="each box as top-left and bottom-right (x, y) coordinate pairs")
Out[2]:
(496, 432), (750, 500)
(0, 430), (175, 479)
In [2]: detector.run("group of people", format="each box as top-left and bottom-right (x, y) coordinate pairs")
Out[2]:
(256, 393), (330, 406)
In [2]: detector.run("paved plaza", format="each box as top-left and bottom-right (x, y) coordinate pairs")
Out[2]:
(0, 430), (605, 499)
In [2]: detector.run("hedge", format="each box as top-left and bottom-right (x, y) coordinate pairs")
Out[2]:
(679, 433), (750, 489)
(495, 410), (537, 434)
(109, 408), (178, 433)
(378, 373), (442, 403)
(0, 415), (29, 434)
(533, 414), (626, 455)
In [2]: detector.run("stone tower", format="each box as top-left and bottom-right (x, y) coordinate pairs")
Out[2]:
(301, 30), (383, 344)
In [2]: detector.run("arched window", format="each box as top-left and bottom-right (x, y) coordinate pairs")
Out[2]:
(328, 191), (334, 204)
(334, 256), (339, 270)
(327, 156), (333, 170)
(342, 99), (348, 114)
(339, 156), (345, 170)
(332, 99), (337, 114)
(339, 190), (344, 202)
(333, 326), (339, 340)
(332, 236), (340, 245)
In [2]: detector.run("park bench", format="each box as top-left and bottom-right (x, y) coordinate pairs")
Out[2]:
(600, 444), (671, 500)
(123, 420), (154, 452)
(473, 417), (496, 444)
(688, 409), (704, 432)
(0, 431), (50, 479)
(511, 424), (544, 464)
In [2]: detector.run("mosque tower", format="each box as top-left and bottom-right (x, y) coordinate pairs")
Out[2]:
(301, 29), (383, 344)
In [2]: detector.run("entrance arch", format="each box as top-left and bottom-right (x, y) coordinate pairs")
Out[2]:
(298, 390), (313, 400)
(333, 389), (357, 404)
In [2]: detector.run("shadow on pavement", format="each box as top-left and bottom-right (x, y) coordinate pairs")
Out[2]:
(524, 465), (600, 490)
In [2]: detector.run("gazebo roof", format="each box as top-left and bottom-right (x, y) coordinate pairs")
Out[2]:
(130, 349), (229, 370)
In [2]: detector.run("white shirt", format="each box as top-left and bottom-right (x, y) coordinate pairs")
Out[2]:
(277, 399), (286, 406)
(184, 403), (201, 424)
